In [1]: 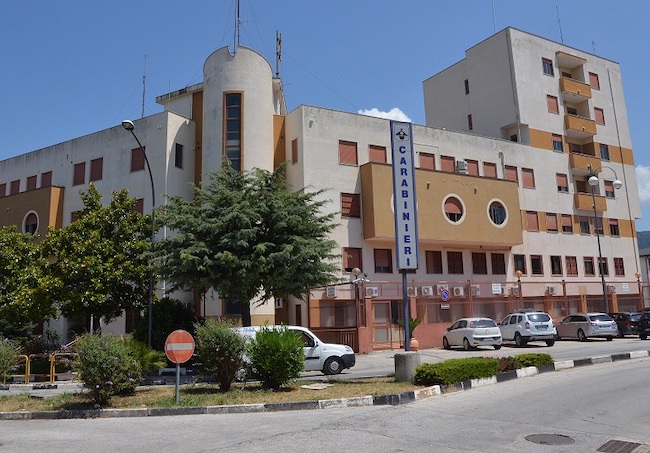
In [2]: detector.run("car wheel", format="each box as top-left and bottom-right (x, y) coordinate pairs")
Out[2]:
(323, 357), (344, 375)
(443, 337), (450, 350)
(463, 338), (472, 351)
(606, 336), (614, 341)
(577, 329), (587, 342)
(514, 332), (527, 347)
(545, 340), (555, 347)
(493, 345), (501, 350)
(641, 334), (648, 340)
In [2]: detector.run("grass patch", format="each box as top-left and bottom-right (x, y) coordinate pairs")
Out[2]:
(0, 378), (420, 412)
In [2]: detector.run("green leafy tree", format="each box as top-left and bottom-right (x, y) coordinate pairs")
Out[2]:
(155, 161), (339, 325)
(42, 184), (153, 323)
(132, 297), (198, 351)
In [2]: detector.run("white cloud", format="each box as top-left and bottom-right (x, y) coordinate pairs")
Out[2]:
(636, 165), (650, 203)
(358, 107), (412, 123)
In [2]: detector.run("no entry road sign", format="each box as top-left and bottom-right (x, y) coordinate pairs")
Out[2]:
(164, 329), (195, 364)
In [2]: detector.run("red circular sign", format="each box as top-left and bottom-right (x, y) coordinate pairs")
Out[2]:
(164, 329), (195, 364)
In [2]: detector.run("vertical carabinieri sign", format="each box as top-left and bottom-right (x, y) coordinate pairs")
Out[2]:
(390, 121), (419, 271)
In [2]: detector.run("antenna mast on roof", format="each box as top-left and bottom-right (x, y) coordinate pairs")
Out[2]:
(492, 0), (497, 33)
(275, 31), (282, 77)
(141, 55), (147, 118)
(232, 0), (240, 55)
(556, 5), (564, 44)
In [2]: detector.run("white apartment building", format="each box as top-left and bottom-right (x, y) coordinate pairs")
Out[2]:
(0, 28), (643, 350)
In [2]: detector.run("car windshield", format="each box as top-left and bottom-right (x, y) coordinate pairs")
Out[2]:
(589, 314), (613, 322)
(629, 314), (641, 322)
(527, 313), (551, 322)
(473, 319), (496, 328)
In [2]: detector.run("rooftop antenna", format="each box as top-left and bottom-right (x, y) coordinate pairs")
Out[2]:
(141, 55), (147, 118)
(275, 30), (282, 77)
(556, 5), (564, 43)
(492, 0), (497, 33)
(232, 0), (240, 55)
(592, 40), (596, 54)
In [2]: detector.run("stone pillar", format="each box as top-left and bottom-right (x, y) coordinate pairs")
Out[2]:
(394, 351), (421, 383)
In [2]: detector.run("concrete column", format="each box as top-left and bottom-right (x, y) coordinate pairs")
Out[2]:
(394, 351), (421, 383)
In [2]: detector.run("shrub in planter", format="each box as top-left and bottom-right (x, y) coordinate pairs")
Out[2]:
(414, 357), (499, 386)
(73, 334), (142, 405)
(194, 319), (246, 391)
(498, 356), (518, 373)
(513, 353), (554, 369)
(0, 338), (18, 382)
(246, 326), (304, 390)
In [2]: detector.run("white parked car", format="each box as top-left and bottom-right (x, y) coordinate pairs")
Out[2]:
(499, 310), (557, 347)
(443, 317), (502, 350)
(555, 313), (617, 341)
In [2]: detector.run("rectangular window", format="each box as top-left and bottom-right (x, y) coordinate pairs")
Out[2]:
(604, 180), (615, 198)
(467, 159), (479, 176)
(483, 162), (497, 178)
(579, 216), (591, 234)
(530, 255), (544, 275)
(556, 173), (569, 192)
(368, 145), (387, 163)
(425, 251), (443, 274)
(526, 211), (539, 231)
(609, 218), (620, 236)
(510, 134), (518, 142)
(90, 158), (103, 182)
(542, 58), (554, 76)
(599, 143), (610, 160)
(134, 198), (144, 214)
(467, 114), (473, 130)
(593, 216), (604, 235)
(547, 95), (559, 114)
(131, 147), (145, 172)
(505, 165), (518, 183)
(41, 171), (52, 188)
(339, 140), (358, 165)
(0, 183), (6, 198)
(562, 214), (573, 233)
(175, 144), (183, 169)
(546, 213), (558, 232)
(522, 168), (535, 188)
(419, 152), (435, 170)
(614, 257), (625, 277)
(566, 256), (578, 276)
(514, 254), (526, 275)
(73, 162), (85, 186)
(594, 107), (605, 125)
(589, 72), (600, 90)
(599, 257), (609, 277)
(291, 139), (298, 164)
(447, 251), (464, 274)
(440, 155), (455, 173)
(584, 257), (595, 276)
(341, 193), (361, 218)
(569, 142), (582, 154)
(27, 175), (37, 191)
(472, 252), (488, 275)
(491, 253), (506, 275)
(10, 180), (20, 195)
(550, 255), (563, 276)
(343, 247), (362, 272)
(464, 79), (470, 94)
(567, 107), (578, 116)
(552, 134), (564, 152)
(576, 179), (587, 193)
(224, 92), (242, 171)
(374, 249), (393, 273)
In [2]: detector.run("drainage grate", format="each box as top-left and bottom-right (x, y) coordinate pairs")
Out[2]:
(597, 439), (648, 453)
(525, 434), (575, 445)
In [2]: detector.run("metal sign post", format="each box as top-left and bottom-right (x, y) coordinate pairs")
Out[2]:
(164, 329), (195, 405)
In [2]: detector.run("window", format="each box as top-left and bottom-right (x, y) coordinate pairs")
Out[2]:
(505, 165), (518, 183)
(584, 257), (595, 276)
(90, 158), (103, 182)
(175, 144), (183, 169)
(552, 134), (564, 152)
(530, 255), (543, 275)
(579, 216), (590, 234)
(542, 58), (554, 76)
(547, 95), (559, 114)
(134, 198), (144, 214)
(447, 251), (464, 274)
(472, 252), (488, 275)
(604, 180), (615, 198)
(589, 72), (600, 90)
(550, 256), (563, 276)
(510, 134), (518, 142)
(339, 140), (358, 165)
(467, 114), (473, 130)
(594, 216), (604, 235)
(341, 193), (361, 218)
(10, 180), (20, 195)
(224, 298), (243, 316)
(526, 211), (539, 231)
(609, 218), (620, 236)
(374, 249), (393, 273)
(343, 247), (362, 272)
(27, 175), (37, 191)
(567, 107), (578, 116)
(131, 147), (145, 172)
(425, 251), (443, 274)
(73, 162), (85, 186)
(491, 253), (506, 275)
(369, 145), (386, 163)
(444, 197), (463, 222)
(561, 214), (573, 233)
(594, 107), (605, 125)
(488, 201), (506, 226)
(24, 212), (38, 235)
(576, 179), (587, 193)
(483, 162), (497, 178)
(614, 257), (625, 277)
(598, 257), (609, 276)
(522, 168), (535, 188)
(291, 139), (298, 164)
(566, 256), (578, 276)
(41, 171), (52, 188)
(569, 142), (582, 154)
(599, 143), (610, 160)
(0, 183), (5, 198)
(514, 254), (526, 275)
(467, 159), (479, 176)
(224, 92), (242, 171)
(440, 155), (455, 173)
(420, 152), (435, 170)
(464, 79), (470, 94)
(556, 173), (569, 192)
(546, 213), (558, 232)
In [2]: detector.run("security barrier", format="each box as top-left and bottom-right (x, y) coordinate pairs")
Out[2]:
(2, 354), (29, 384)
(50, 353), (79, 384)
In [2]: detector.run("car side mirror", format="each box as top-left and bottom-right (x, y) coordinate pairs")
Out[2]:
(447, 327), (452, 331)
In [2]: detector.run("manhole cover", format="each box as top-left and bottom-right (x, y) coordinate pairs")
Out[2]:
(597, 439), (647, 453)
(526, 434), (575, 445)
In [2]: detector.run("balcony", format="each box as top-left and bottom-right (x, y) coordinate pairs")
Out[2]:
(565, 114), (596, 138)
(574, 192), (607, 213)
(560, 78), (592, 103)
(569, 152), (600, 175)
(556, 51), (587, 69)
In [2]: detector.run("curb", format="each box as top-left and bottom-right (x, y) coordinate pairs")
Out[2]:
(2, 349), (649, 420)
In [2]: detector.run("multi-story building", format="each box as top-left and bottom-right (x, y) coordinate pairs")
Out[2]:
(0, 28), (643, 350)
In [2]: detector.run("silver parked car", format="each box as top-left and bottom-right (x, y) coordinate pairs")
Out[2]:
(443, 317), (502, 350)
(555, 312), (617, 341)
(499, 310), (557, 347)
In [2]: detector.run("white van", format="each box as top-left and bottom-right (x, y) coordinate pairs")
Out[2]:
(236, 325), (356, 375)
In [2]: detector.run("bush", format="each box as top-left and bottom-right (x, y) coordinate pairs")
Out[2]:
(0, 338), (18, 381)
(124, 338), (167, 375)
(497, 356), (518, 373)
(73, 334), (142, 405)
(195, 319), (246, 391)
(246, 326), (304, 390)
(513, 353), (554, 368)
(414, 357), (499, 386)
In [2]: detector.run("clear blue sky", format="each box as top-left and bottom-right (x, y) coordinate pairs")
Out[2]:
(2, 1), (650, 228)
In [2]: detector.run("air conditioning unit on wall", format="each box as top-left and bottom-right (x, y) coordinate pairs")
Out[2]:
(607, 285), (616, 294)
(546, 286), (556, 295)
(436, 284), (449, 295)
(456, 161), (468, 174)
(510, 287), (519, 297)
(407, 287), (417, 297)
(470, 285), (480, 296)
(366, 286), (379, 297)
(453, 286), (465, 297)
(421, 286), (434, 296)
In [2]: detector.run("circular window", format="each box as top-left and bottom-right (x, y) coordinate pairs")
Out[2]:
(23, 211), (39, 235)
(488, 200), (508, 227)
(443, 196), (465, 224)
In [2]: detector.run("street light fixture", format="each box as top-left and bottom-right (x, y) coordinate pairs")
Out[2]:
(587, 165), (622, 313)
(122, 119), (156, 348)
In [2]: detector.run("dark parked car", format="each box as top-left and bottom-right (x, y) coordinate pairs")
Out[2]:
(639, 312), (650, 340)
(609, 312), (641, 337)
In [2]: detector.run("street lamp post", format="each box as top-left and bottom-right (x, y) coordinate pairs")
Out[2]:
(587, 166), (622, 313)
(122, 120), (156, 348)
